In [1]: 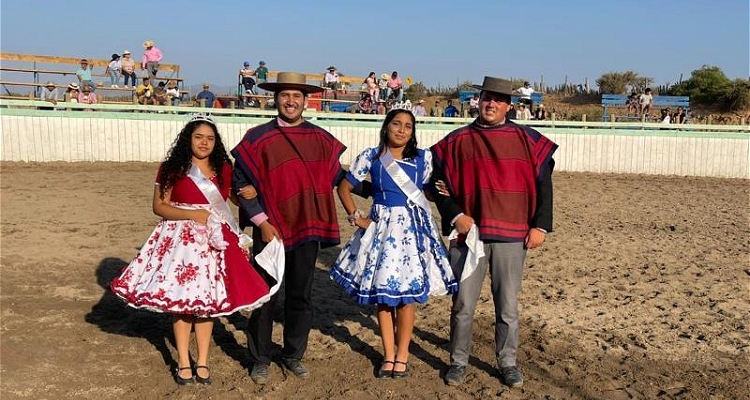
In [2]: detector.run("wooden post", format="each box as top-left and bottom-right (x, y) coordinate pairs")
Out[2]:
(551, 112), (556, 128)
(29, 90), (34, 100)
(229, 100), (236, 109)
(199, 99), (206, 108)
(707, 115), (712, 125)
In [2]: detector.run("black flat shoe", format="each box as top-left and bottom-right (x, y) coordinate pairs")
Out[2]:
(392, 361), (409, 379)
(377, 360), (394, 379)
(195, 365), (211, 385)
(175, 366), (195, 386)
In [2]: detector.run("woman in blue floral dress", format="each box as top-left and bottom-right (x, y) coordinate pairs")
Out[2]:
(331, 109), (458, 379)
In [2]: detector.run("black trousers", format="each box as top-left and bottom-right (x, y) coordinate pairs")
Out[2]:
(246, 234), (318, 365)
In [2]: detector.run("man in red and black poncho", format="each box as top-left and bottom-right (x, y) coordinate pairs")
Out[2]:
(232, 72), (368, 384)
(430, 76), (558, 389)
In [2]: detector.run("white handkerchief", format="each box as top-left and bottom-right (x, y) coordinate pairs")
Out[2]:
(254, 237), (285, 296)
(449, 225), (485, 282)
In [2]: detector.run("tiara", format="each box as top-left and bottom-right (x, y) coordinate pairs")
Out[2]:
(188, 113), (216, 125)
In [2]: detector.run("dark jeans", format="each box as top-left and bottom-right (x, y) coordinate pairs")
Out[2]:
(122, 72), (137, 87)
(246, 237), (318, 365)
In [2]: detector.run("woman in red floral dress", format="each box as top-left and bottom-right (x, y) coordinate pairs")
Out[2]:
(111, 115), (273, 385)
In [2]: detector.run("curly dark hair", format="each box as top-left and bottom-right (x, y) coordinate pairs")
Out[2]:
(157, 120), (231, 198)
(376, 109), (418, 160)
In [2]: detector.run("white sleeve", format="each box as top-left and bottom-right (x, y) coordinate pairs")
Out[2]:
(422, 150), (433, 184)
(348, 147), (375, 182)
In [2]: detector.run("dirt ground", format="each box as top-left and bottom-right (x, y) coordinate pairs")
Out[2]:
(1, 162), (748, 400)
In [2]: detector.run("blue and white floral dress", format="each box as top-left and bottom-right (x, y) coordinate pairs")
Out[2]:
(330, 147), (458, 306)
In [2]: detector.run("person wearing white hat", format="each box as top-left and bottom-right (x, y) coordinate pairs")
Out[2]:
(141, 40), (163, 82)
(121, 50), (137, 88)
(231, 72), (371, 385)
(323, 65), (340, 102)
(39, 81), (59, 106)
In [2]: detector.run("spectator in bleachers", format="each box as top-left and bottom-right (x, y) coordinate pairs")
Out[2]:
(154, 81), (169, 105)
(39, 81), (59, 106)
(638, 88), (653, 116)
(196, 83), (216, 108)
(387, 71), (404, 103)
(627, 90), (639, 115)
(517, 81), (534, 110)
(413, 99), (426, 117)
(660, 108), (671, 124)
(76, 59), (96, 92)
(357, 93), (373, 114)
(430, 100), (441, 117)
(136, 77), (155, 105)
(77, 84), (98, 105)
(516, 103), (532, 120)
(444, 100), (459, 118)
(105, 54), (121, 88)
(379, 73), (389, 103)
(672, 106), (687, 124)
(468, 93), (480, 118)
(506, 103), (517, 120)
(534, 104), (547, 120)
(323, 66), (341, 100)
(254, 60), (269, 84)
(141, 40), (163, 82)
(166, 80), (181, 106)
(376, 99), (387, 115)
(240, 61), (256, 94)
(66, 83), (79, 103)
(121, 50), (137, 88)
(365, 72), (379, 103)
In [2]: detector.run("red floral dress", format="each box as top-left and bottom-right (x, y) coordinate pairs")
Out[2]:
(111, 163), (271, 317)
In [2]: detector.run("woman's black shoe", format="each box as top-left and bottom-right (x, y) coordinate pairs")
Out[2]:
(377, 360), (394, 379)
(392, 361), (409, 379)
(175, 366), (195, 385)
(195, 365), (211, 385)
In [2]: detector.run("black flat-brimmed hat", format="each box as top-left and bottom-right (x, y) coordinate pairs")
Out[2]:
(471, 76), (515, 96)
(258, 72), (324, 94)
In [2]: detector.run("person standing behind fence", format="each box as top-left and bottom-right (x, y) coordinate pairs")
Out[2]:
(105, 54), (122, 88)
(76, 59), (96, 92)
(516, 81), (534, 110)
(444, 100), (458, 117)
(166, 80), (181, 106)
(121, 50), (137, 88)
(431, 76), (557, 389)
(638, 88), (653, 116)
(77, 84), (98, 106)
(413, 99), (426, 117)
(196, 83), (216, 108)
(142, 40), (163, 82)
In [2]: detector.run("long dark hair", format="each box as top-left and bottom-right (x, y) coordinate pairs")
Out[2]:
(376, 109), (418, 160)
(157, 118), (231, 198)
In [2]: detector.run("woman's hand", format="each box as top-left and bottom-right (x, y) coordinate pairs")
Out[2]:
(237, 185), (258, 200)
(354, 216), (372, 229)
(192, 209), (211, 225)
(435, 180), (450, 196)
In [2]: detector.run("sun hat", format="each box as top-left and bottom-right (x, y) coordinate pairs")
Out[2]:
(327, 66), (336, 71)
(202, 83), (210, 88)
(471, 76), (515, 96)
(167, 80), (178, 88)
(123, 50), (131, 55)
(143, 40), (154, 48)
(68, 83), (79, 90)
(82, 84), (92, 92)
(417, 99), (424, 104)
(44, 81), (55, 87)
(244, 61), (250, 66)
(258, 72), (324, 94)
(111, 53), (120, 60)
(381, 73), (390, 80)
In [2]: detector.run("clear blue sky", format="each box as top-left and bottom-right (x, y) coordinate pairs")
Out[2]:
(1, 0), (748, 89)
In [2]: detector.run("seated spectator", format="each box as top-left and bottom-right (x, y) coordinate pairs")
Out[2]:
(376, 99), (387, 115)
(468, 93), (480, 117)
(66, 83), (80, 103)
(39, 81), (59, 106)
(534, 104), (547, 120)
(105, 54), (121, 88)
(660, 108), (671, 124)
(357, 94), (373, 114)
(672, 106), (687, 124)
(239, 61), (256, 94)
(517, 81), (534, 109)
(430, 100), (441, 117)
(387, 71), (403, 103)
(506, 103), (517, 119)
(627, 90), (639, 114)
(379, 73), (389, 103)
(323, 66), (340, 99)
(76, 59), (96, 92)
(121, 50), (137, 88)
(365, 72), (379, 103)
(413, 99), (426, 117)
(166, 80), (180, 106)
(196, 83), (216, 108)
(136, 77), (155, 105)
(516, 103), (532, 120)
(154, 81), (169, 105)
(444, 100), (459, 117)
(77, 84), (98, 105)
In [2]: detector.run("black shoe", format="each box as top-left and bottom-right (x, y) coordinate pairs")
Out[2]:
(500, 366), (524, 388)
(250, 363), (270, 385)
(282, 358), (310, 379)
(391, 361), (409, 379)
(444, 365), (466, 386)
(377, 360), (394, 379)
(195, 365), (211, 385)
(175, 366), (195, 386)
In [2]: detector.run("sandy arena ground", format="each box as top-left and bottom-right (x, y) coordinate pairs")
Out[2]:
(1, 162), (748, 400)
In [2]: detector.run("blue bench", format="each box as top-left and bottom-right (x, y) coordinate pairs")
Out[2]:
(602, 94), (689, 122)
(459, 90), (543, 105)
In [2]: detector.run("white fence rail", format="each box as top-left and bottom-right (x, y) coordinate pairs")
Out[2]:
(1, 100), (748, 178)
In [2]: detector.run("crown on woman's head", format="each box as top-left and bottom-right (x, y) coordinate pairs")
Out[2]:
(188, 113), (216, 126)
